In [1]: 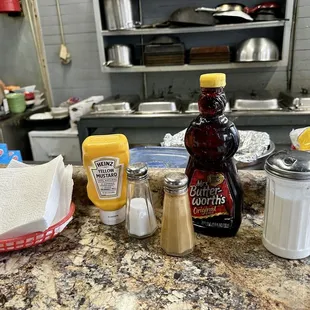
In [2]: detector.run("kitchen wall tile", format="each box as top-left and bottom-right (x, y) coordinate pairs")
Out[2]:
(297, 6), (310, 18)
(39, 3), (93, 17)
(0, 14), (44, 90)
(42, 22), (96, 36)
(40, 13), (95, 27)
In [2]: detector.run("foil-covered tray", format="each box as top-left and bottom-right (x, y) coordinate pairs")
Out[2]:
(162, 129), (273, 166)
(234, 130), (270, 163)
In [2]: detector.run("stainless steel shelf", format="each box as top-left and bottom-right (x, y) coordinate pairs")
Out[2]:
(101, 20), (286, 36)
(102, 61), (286, 73)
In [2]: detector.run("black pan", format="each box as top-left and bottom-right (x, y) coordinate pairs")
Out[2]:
(139, 7), (215, 29)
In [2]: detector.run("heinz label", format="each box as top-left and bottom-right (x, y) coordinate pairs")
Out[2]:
(189, 170), (233, 219)
(90, 157), (123, 199)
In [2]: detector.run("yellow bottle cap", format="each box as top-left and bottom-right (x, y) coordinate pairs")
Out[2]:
(297, 128), (310, 151)
(200, 73), (226, 88)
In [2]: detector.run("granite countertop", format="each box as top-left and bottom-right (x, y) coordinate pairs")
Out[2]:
(1, 168), (310, 310)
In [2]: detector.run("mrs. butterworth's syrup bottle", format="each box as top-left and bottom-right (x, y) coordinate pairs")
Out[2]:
(185, 73), (243, 237)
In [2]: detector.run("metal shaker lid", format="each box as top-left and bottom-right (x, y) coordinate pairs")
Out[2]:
(127, 163), (148, 180)
(265, 150), (310, 180)
(164, 172), (188, 193)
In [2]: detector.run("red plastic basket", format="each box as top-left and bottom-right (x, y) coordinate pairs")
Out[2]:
(0, 202), (75, 252)
(0, 0), (21, 12)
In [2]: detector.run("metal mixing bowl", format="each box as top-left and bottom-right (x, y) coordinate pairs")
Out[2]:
(236, 38), (279, 62)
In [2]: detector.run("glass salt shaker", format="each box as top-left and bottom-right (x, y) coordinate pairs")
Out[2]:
(126, 163), (157, 238)
(161, 172), (195, 257)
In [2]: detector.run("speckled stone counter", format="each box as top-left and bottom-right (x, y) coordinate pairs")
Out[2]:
(1, 168), (310, 310)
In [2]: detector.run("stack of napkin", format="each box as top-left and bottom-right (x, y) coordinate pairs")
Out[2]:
(0, 155), (73, 239)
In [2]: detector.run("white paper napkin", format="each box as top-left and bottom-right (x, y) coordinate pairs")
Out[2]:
(0, 156), (73, 239)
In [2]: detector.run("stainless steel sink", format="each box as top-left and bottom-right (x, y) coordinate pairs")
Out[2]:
(232, 91), (281, 111)
(136, 101), (179, 114)
(279, 91), (310, 110)
(185, 102), (198, 113)
(92, 102), (133, 114)
(233, 98), (280, 111)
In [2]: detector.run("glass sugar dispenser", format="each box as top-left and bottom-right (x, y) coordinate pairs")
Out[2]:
(263, 150), (310, 259)
(126, 163), (158, 238)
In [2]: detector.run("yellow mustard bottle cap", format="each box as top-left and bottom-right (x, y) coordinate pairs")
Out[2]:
(297, 128), (310, 151)
(200, 73), (226, 88)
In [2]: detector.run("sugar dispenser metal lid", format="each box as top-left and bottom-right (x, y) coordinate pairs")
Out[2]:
(265, 150), (310, 180)
(127, 163), (148, 180)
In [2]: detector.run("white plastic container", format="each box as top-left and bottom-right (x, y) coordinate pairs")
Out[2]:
(263, 150), (310, 259)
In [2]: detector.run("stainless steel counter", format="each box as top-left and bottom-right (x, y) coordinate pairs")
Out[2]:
(78, 111), (310, 148)
(84, 110), (310, 117)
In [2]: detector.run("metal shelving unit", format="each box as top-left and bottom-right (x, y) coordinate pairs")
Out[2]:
(102, 61), (286, 73)
(93, 0), (294, 76)
(101, 20), (286, 37)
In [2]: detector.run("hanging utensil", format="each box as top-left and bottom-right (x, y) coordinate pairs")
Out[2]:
(55, 0), (71, 65)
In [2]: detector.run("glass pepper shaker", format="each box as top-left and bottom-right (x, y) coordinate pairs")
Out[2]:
(161, 172), (195, 257)
(126, 163), (157, 238)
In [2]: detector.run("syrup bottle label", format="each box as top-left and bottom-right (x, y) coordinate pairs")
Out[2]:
(189, 170), (233, 220)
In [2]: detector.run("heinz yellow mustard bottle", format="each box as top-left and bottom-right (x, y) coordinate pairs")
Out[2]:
(82, 134), (129, 225)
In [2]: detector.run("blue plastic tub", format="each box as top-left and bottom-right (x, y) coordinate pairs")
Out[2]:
(130, 147), (189, 168)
